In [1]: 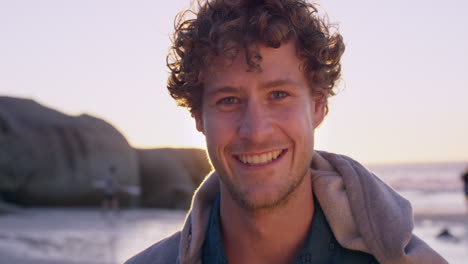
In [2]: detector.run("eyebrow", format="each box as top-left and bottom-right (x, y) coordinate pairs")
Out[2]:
(259, 78), (296, 89)
(206, 78), (296, 98)
(205, 86), (239, 98)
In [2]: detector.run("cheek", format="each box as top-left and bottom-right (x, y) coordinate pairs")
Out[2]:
(203, 112), (236, 147)
(276, 103), (316, 151)
(278, 102), (315, 130)
(202, 114), (238, 173)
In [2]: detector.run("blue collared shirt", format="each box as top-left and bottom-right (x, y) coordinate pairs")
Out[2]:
(202, 193), (378, 264)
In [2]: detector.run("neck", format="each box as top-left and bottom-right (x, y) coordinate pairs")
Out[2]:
(219, 171), (314, 264)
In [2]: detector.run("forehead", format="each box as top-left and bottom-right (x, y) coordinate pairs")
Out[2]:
(203, 41), (305, 89)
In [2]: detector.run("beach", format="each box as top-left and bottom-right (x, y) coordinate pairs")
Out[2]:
(0, 204), (466, 264)
(1, 161), (467, 263)
(0, 208), (186, 264)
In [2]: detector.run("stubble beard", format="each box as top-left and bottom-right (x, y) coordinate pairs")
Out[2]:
(219, 164), (310, 212)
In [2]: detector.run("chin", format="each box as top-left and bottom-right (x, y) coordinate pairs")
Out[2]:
(226, 179), (304, 211)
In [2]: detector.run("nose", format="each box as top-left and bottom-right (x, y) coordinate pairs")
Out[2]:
(238, 100), (274, 143)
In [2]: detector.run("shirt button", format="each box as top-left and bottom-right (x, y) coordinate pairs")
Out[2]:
(328, 242), (336, 251)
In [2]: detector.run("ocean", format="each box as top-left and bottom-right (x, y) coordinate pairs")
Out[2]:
(367, 161), (467, 215)
(368, 161), (466, 192)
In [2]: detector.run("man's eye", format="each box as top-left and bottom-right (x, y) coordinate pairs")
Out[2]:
(270, 91), (289, 100)
(217, 96), (239, 105)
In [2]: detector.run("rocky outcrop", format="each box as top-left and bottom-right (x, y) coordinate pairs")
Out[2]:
(0, 96), (214, 210)
(137, 148), (211, 209)
(0, 96), (139, 207)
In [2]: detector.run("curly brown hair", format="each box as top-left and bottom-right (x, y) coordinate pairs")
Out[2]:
(167, 0), (345, 116)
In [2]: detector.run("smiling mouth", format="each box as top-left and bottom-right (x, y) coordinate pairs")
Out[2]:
(234, 149), (286, 166)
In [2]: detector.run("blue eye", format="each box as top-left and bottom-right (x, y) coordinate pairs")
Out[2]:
(217, 96), (239, 105)
(270, 91), (288, 100)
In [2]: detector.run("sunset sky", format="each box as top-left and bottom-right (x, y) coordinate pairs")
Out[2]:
(1, 0), (467, 164)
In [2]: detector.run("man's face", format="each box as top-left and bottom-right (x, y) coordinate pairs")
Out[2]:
(196, 41), (325, 210)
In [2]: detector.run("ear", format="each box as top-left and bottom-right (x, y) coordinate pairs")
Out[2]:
(312, 96), (326, 129)
(194, 112), (205, 134)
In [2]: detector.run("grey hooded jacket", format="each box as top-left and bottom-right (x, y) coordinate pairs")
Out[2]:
(125, 151), (447, 264)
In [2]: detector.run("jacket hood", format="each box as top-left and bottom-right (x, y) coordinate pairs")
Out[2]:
(177, 151), (447, 264)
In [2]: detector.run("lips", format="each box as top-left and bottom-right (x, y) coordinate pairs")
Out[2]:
(235, 149), (285, 166)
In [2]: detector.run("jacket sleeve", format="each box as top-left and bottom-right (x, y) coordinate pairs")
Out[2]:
(124, 232), (181, 264)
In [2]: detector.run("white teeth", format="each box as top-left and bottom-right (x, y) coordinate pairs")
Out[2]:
(237, 150), (283, 165)
(267, 152), (273, 161)
(252, 155), (259, 164)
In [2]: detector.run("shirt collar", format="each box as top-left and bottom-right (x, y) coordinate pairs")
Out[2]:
(202, 193), (228, 264)
(202, 193), (337, 264)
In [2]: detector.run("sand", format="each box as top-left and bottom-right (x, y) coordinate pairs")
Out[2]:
(0, 208), (466, 264)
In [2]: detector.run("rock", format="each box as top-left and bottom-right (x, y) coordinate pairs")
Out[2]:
(436, 227), (460, 243)
(0, 199), (23, 214)
(137, 148), (211, 209)
(0, 96), (139, 207)
(0, 96), (213, 210)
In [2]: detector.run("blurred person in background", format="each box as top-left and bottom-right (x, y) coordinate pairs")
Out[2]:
(101, 166), (119, 216)
(462, 166), (468, 213)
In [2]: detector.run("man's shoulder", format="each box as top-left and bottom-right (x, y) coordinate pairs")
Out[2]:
(124, 231), (181, 264)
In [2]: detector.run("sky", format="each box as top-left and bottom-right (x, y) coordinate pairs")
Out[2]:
(1, 0), (467, 164)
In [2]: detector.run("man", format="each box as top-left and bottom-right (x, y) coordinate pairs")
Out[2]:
(462, 166), (468, 212)
(126, 0), (446, 263)
(101, 166), (119, 216)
